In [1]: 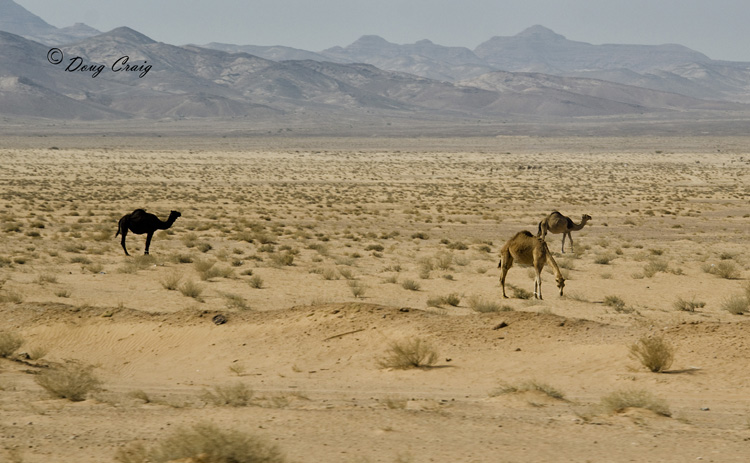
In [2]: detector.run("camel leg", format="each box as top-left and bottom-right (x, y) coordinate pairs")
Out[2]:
(144, 231), (154, 255)
(499, 255), (512, 298)
(561, 233), (567, 253)
(534, 268), (543, 300)
(120, 229), (130, 256)
(567, 233), (574, 253)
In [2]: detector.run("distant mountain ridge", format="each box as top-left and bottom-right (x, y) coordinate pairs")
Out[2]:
(196, 26), (750, 104)
(0, 0), (100, 44)
(1, 0), (749, 122)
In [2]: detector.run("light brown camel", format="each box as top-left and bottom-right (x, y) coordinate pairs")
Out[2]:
(537, 211), (591, 253)
(115, 209), (181, 256)
(498, 231), (565, 300)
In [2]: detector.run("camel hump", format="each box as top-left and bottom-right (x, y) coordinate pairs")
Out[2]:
(130, 208), (147, 217)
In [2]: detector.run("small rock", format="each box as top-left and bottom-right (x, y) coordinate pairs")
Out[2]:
(212, 314), (227, 325)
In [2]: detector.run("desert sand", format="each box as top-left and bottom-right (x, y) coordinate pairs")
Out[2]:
(1, 135), (749, 462)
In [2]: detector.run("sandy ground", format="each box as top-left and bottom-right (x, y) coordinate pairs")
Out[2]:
(1, 135), (749, 462)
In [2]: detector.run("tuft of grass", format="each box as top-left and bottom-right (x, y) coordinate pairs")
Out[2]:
(600, 388), (671, 416)
(179, 280), (204, 299)
(55, 288), (71, 298)
(490, 380), (565, 400)
(248, 275), (264, 289)
(603, 295), (626, 311)
(223, 292), (250, 311)
(427, 293), (462, 308)
(721, 294), (748, 315)
(643, 259), (669, 277)
(128, 389), (151, 403)
(702, 261), (741, 279)
(401, 279), (420, 291)
(160, 271), (182, 290)
(0, 290), (24, 303)
(320, 267), (338, 280)
(673, 296), (705, 312)
(348, 280), (367, 298)
(36, 273), (58, 285)
(629, 335), (675, 372)
(201, 382), (254, 407)
(0, 331), (24, 358)
(378, 338), (438, 369)
(509, 284), (533, 300)
(468, 295), (504, 313)
(114, 422), (285, 463)
(34, 360), (102, 401)
(270, 251), (295, 267)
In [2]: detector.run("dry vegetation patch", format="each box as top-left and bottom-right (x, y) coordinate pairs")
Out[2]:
(0, 136), (749, 462)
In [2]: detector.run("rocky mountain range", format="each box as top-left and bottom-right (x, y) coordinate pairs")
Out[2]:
(1, 0), (749, 123)
(0, 0), (100, 45)
(206, 25), (750, 104)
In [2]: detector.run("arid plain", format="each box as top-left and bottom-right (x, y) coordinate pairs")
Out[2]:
(1, 134), (749, 462)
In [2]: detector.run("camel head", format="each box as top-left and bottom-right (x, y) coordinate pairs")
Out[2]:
(556, 275), (565, 296)
(581, 214), (592, 224)
(169, 211), (182, 220)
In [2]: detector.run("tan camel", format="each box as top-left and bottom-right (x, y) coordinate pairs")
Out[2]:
(498, 231), (565, 300)
(537, 211), (591, 253)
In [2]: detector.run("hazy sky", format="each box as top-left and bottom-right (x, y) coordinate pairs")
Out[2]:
(15, 0), (750, 61)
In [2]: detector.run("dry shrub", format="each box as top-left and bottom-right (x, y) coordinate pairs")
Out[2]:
(201, 382), (254, 407)
(629, 335), (674, 372)
(600, 388), (671, 416)
(114, 422), (285, 463)
(160, 271), (182, 290)
(401, 279), (420, 291)
(721, 295), (748, 315)
(673, 296), (705, 312)
(34, 360), (102, 401)
(179, 280), (204, 299)
(490, 380), (565, 400)
(703, 261), (741, 279)
(248, 275), (264, 289)
(348, 280), (367, 298)
(428, 292), (462, 308)
(378, 338), (438, 369)
(0, 331), (24, 358)
(468, 295), (505, 313)
(603, 295), (626, 311)
(0, 290), (24, 303)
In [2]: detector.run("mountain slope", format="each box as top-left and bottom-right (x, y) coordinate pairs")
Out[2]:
(0, 0), (100, 44)
(0, 27), (747, 121)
